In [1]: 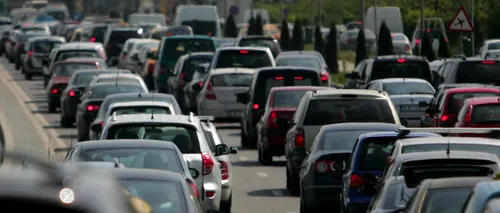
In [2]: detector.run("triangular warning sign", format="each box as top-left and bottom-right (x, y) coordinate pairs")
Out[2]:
(448, 5), (474, 32)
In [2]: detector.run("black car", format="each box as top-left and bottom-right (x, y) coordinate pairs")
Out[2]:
(76, 82), (148, 141)
(60, 69), (131, 127)
(13, 31), (49, 70)
(21, 36), (65, 80)
(434, 59), (500, 87)
(236, 67), (322, 148)
(86, 24), (109, 43)
(366, 176), (416, 213)
(235, 36), (281, 58)
(103, 27), (143, 65)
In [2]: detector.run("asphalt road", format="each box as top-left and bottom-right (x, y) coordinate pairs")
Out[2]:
(0, 57), (300, 213)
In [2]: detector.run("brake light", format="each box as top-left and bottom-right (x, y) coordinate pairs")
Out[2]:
(274, 76), (284, 80)
(205, 81), (216, 100)
(186, 179), (199, 198)
(90, 37), (96, 42)
(295, 128), (305, 147)
(464, 111), (471, 123)
(68, 90), (75, 96)
(315, 160), (340, 172)
(99, 121), (103, 126)
(253, 104), (259, 109)
(268, 111), (279, 128)
(350, 173), (364, 188)
(28, 51), (32, 56)
(147, 63), (155, 74)
(201, 152), (214, 175)
(178, 73), (186, 87)
(220, 161), (229, 180)
(294, 76), (303, 80)
(482, 60), (496, 64)
(240, 50), (248, 54)
(440, 115), (448, 122)
(205, 190), (216, 198)
(426, 29), (430, 33)
(397, 58), (406, 63)
(320, 72), (329, 81)
(415, 39), (421, 44)
(87, 105), (99, 111)
(51, 88), (58, 94)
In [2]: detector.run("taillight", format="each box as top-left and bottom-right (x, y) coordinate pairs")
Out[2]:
(253, 104), (259, 109)
(404, 45), (411, 52)
(268, 111), (279, 128)
(220, 161), (229, 180)
(482, 60), (496, 64)
(295, 128), (305, 147)
(240, 50), (249, 54)
(320, 72), (329, 81)
(90, 37), (96, 42)
(69, 90), (75, 96)
(99, 121), (103, 126)
(205, 190), (216, 198)
(415, 39), (421, 44)
(178, 73), (186, 87)
(51, 88), (58, 94)
(397, 58), (406, 63)
(440, 115), (448, 122)
(315, 160), (341, 172)
(87, 105), (99, 111)
(28, 51), (32, 56)
(205, 81), (216, 100)
(201, 152), (214, 175)
(147, 63), (155, 74)
(464, 112), (471, 123)
(186, 179), (199, 198)
(350, 173), (364, 188)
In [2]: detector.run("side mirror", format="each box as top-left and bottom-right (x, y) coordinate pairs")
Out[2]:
(400, 117), (408, 126)
(90, 122), (102, 133)
(236, 92), (249, 104)
(275, 117), (290, 129)
(230, 146), (238, 154)
(192, 82), (202, 91)
(189, 168), (200, 179)
(418, 101), (428, 107)
(215, 144), (230, 156)
(359, 182), (377, 194)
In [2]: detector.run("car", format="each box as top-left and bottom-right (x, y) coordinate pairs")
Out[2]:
(477, 39), (500, 58)
(410, 28), (448, 53)
(13, 31), (50, 69)
(278, 51), (327, 65)
(366, 78), (435, 126)
(298, 123), (404, 210)
(428, 87), (500, 127)
(208, 46), (275, 71)
(338, 28), (376, 51)
(344, 55), (432, 89)
(153, 35), (216, 93)
(391, 33), (412, 55)
(462, 180), (500, 213)
(44, 57), (108, 88)
(21, 35), (65, 80)
(340, 131), (440, 213)
(141, 47), (159, 90)
(118, 38), (157, 71)
(237, 67), (325, 149)
(275, 54), (330, 86)
(76, 82), (148, 141)
(85, 24), (109, 43)
(46, 59), (107, 112)
(435, 59), (500, 87)
(102, 101), (176, 126)
(193, 68), (254, 121)
(99, 113), (227, 212)
(455, 97), (500, 134)
(365, 176), (415, 213)
(256, 86), (330, 165)
(88, 73), (149, 92)
(59, 69), (131, 127)
(234, 35), (281, 58)
(130, 40), (160, 74)
(4, 30), (20, 62)
(103, 27), (144, 65)
(88, 93), (182, 139)
(200, 118), (238, 213)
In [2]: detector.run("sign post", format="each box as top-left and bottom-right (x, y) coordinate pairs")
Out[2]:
(448, 5), (473, 55)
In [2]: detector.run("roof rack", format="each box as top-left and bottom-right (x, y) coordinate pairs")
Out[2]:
(397, 127), (500, 138)
(188, 112), (195, 122)
(198, 116), (214, 122)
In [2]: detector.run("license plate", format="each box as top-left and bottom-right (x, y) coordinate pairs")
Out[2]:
(226, 110), (241, 117)
(400, 104), (425, 112)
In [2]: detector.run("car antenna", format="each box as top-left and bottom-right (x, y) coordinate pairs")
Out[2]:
(115, 70), (119, 86)
(446, 128), (451, 155)
(150, 93), (154, 120)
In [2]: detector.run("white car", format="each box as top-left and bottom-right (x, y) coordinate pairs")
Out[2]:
(102, 101), (176, 127)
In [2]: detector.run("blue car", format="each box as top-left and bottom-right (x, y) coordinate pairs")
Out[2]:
(462, 180), (500, 213)
(340, 131), (440, 213)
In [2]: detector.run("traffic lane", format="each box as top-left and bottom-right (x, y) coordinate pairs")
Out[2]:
(216, 124), (300, 213)
(0, 58), (78, 146)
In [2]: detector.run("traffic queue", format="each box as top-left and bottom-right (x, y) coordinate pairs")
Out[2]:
(3, 4), (500, 213)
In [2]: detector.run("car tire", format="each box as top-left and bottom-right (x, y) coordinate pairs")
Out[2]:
(8, 54), (13, 63)
(15, 61), (20, 70)
(300, 200), (310, 213)
(240, 128), (248, 147)
(24, 73), (32, 80)
(60, 115), (73, 128)
(259, 147), (273, 165)
(286, 165), (300, 196)
(220, 195), (232, 213)
(48, 101), (56, 113)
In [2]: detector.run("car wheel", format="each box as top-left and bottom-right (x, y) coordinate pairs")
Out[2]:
(248, 135), (257, 149)
(240, 128), (248, 147)
(48, 101), (56, 113)
(60, 115), (72, 128)
(220, 195), (232, 213)
(286, 165), (292, 190)
(24, 73), (32, 80)
(15, 61), (20, 70)
(260, 147), (273, 165)
(287, 166), (300, 196)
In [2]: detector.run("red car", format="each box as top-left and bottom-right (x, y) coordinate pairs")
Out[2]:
(455, 96), (500, 137)
(256, 86), (330, 165)
(46, 58), (105, 112)
(429, 87), (500, 127)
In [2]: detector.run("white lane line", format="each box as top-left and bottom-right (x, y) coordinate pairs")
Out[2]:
(239, 156), (248, 161)
(256, 172), (268, 178)
(271, 190), (284, 196)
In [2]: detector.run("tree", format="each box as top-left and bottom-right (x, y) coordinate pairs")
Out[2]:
(224, 14), (238, 38)
(314, 25), (325, 57)
(247, 16), (256, 36)
(291, 19), (304, 50)
(280, 19), (291, 50)
(377, 21), (394, 56)
(255, 15), (264, 35)
(437, 32), (450, 58)
(355, 29), (368, 66)
(325, 22), (338, 73)
(420, 32), (436, 61)
(109, 10), (120, 19)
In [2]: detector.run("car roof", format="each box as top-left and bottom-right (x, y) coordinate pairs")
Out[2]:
(320, 122), (402, 131)
(104, 93), (174, 101)
(110, 114), (195, 125)
(398, 150), (499, 162)
(55, 58), (103, 64)
(110, 101), (173, 108)
(269, 86), (328, 92)
(372, 78), (430, 84)
(28, 36), (65, 42)
(464, 96), (500, 105)
(180, 52), (214, 59)
(445, 87), (500, 94)
(112, 168), (183, 182)
(58, 42), (102, 50)
(211, 68), (255, 74)
(358, 131), (440, 140)
(89, 82), (139, 88)
(163, 35), (212, 40)
(424, 177), (492, 190)
(76, 139), (178, 150)
(74, 69), (130, 74)
(240, 35), (275, 40)
(219, 46), (270, 51)
(280, 51), (322, 56)
(374, 55), (427, 61)
(276, 54), (319, 59)
(438, 83), (492, 90)
(95, 73), (139, 79)
(256, 66), (318, 73)
(400, 137), (500, 146)
(312, 89), (388, 98)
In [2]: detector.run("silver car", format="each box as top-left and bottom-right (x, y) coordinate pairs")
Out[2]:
(195, 68), (254, 120)
(391, 33), (412, 55)
(366, 78), (435, 127)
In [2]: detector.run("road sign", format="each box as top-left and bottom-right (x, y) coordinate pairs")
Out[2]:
(229, 6), (239, 16)
(448, 5), (474, 32)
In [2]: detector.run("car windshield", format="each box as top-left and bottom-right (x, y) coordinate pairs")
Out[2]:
(210, 73), (252, 87)
(109, 30), (142, 44)
(382, 81), (435, 95)
(33, 41), (62, 53)
(303, 99), (395, 125)
(120, 179), (188, 213)
(319, 130), (377, 151)
(358, 137), (395, 170)
(83, 148), (182, 172)
(215, 50), (273, 69)
(456, 62), (500, 84)
(371, 60), (432, 83)
(74, 73), (97, 85)
(447, 92), (500, 113)
(46, 11), (66, 21)
(488, 42), (500, 50)
(272, 90), (309, 108)
(402, 144), (500, 158)
(105, 124), (200, 153)
(58, 51), (98, 60)
(422, 188), (471, 213)
(471, 104), (500, 124)
(161, 39), (215, 68)
(111, 106), (172, 116)
(88, 85), (144, 99)
(276, 57), (321, 70)
(54, 63), (97, 77)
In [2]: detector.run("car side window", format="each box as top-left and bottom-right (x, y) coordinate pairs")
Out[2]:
(403, 189), (419, 213)
(293, 95), (309, 124)
(172, 58), (182, 76)
(437, 63), (447, 76)
(353, 61), (365, 74)
(456, 102), (468, 123)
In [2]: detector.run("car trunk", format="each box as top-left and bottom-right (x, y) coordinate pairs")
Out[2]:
(212, 86), (248, 105)
(391, 94), (432, 119)
(183, 154), (204, 197)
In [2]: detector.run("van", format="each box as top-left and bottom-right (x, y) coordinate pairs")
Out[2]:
(40, 4), (69, 21)
(174, 5), (221, 37)
(363, 7), (404, 34)
(128, 13), (166, 26)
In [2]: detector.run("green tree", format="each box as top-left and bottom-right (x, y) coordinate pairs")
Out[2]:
(420, 32), (436, 61)
(224, 14), (238, 38)
(325, 22), (338, 73)
(109, 10), (120, 18)
(438, 32), (450, 58)
(255, 15), (264, 35)
(355, 29), (368, 66)
(314, 25), (325, 57)
(291, 19), (304, 50)
(248, 16), (256, 35)
(280, 19), (291, 50)
(377, 21), (394, 56)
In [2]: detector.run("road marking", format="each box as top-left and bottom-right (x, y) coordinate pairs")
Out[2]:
(0, 108), (15, 151)
(256, 172), (268, 178)
(271, 190), (284, 196)
(239, 156), (248, 161)
(0, 64), (66, 161)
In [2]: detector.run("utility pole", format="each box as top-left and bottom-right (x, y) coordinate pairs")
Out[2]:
(373, 0), (378, 43)
(420, 0), (424, 54)
(471, 0), (475, 55)
(361, 0), (365, 29)
(318, 0), (322, 27)
(312, 0), (315, 26)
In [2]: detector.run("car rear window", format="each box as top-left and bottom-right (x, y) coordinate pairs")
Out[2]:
(74, 73), (97, 85)
(161, 39), (215, 68)
(215, 50), (272, 69)
(400, 159), (498, 176)
(391, 34), (406, 41)
(47, 11), (66, 21)
(19, 34), (42, 43)
(54, 63), (97, 77)
(33, 40), (62, 53)
(181, 20), (216, 36)
(421, 188), (471, 213)
(210, 73), (252, 87)
(447, 92), (500, 113)
(276, 57), (321, 70)
(456, 61), (500, 84)
(105, 124), (200, 153)
(91, 26), (107, 42)
(471, 104), (500, 124)
(488, 42), (500, 50)
(371, 60), (432, 83)
(382, 81), (435, 95)
(238, 38), (280, 52)
(111, 106), (172, 116)
(21, 27), (46, 33)
(58, 51), (98, 61)
(109, 30), (142, 44)
(254, 71), (320, 105)
(319, 130), (375, 151)
(96, 77), (140, 84)
(88, 84), (144, 99)
(272, 90), (309, 108)
(402, 144), (500, 158)
(182, 56), (213, 79)
(167, 26), (192, 36)
(358, 137), (395, 171)
(415, 29), (444, 39)
(303, 98), (395, 125)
